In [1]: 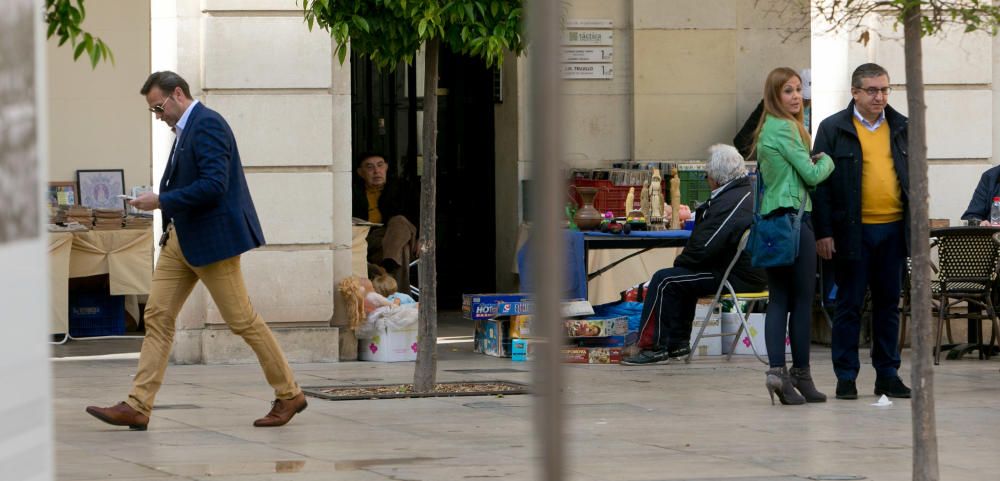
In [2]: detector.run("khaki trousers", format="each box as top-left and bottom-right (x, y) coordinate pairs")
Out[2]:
(366, 215), (417, 289)
(126, 225), (300, 416)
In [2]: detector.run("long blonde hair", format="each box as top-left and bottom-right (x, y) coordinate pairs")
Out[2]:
(752, 67), (811, 156)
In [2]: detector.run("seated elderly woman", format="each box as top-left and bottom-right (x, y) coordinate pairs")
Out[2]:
(623, 144), (767, 365)
(961, 164), (1000, 225)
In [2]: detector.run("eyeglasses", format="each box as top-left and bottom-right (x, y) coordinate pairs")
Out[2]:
(149, 95), (174, 114)
(857, 86), (892, 97)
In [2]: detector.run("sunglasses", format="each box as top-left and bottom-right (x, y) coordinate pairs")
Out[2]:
(149, 95), (174, 114)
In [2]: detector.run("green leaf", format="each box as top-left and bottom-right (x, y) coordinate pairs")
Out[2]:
(90, 44), (100, 68)
(337, 42), (348, 64)
(73, 41), (86, 60)
(354, 15), (370, 32)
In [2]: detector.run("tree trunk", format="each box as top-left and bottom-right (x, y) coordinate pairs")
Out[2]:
(413, 38), (440, 393)
(903, 4), (939, 480)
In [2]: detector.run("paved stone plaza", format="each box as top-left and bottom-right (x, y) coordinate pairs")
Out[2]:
(52, 317), (999, 481)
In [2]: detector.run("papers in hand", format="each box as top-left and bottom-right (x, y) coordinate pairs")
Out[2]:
(352, 217), (383, 227)
(871, 394), (893, 407)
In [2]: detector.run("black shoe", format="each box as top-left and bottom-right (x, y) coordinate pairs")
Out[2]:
(835, 379), (858, 400)
(874, 376), (912, 398)
(621, 345), (690, 365)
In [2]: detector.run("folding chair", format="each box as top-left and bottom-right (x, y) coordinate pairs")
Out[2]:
(686, 229), (768, 364)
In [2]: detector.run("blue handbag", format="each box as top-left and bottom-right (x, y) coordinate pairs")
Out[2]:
(748, 172), (804, 268)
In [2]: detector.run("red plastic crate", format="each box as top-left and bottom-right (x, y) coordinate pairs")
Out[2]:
(570, 179), (666, 218)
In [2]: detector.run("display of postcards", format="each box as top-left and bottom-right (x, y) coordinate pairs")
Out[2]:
(509, 315), (532, 338)
(572, 335), (627, 348)
(565, 316), (628, 337)
(562, 347), (622, 364)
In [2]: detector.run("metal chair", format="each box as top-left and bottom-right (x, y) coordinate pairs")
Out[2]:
(686, 229), (768, 364)
(930, 227), (1000, 364)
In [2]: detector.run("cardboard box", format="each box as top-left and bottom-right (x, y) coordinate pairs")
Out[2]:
(573, 335), (627, 348)
(512, 338), (545, 361)
(359, 326), (418, 362)
(688, 305), (722, 356)
(495, 298), (595, 318)
(509, 314), (532, 338)
(562, 347), (622, 364)
(474, 318), (511, 357)
(566, 316), (628, 337)
(722, 312), (790, 356)
(463, 293), (530, 320)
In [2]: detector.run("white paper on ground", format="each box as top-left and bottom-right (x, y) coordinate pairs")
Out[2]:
(870, 394), (893, 407)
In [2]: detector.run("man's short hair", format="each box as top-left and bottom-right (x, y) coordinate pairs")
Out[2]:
(705, 144), (747, 185)
(140, 71), (192, 99)
(355, 151), (385, 169)
(851, 63), (890, 88)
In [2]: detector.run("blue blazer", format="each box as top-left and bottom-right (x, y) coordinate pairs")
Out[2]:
(962, 164), (1000, 222)
(159, 102), (265, 267)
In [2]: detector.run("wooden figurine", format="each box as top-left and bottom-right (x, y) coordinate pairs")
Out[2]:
(649, 168), (663, 226)
(670, 167), (681, 229)
(625, 187), (635, 215)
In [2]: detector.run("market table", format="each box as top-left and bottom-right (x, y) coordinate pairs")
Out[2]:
(49, 229), (153, 337)
(518, 228), (691, 302)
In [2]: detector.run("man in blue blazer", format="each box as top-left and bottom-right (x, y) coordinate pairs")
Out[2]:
(86, 71), (305, 430)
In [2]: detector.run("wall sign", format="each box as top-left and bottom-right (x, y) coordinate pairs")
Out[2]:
(561, 30), (614, 46)
(562, 47), (613, 63)
(566, 19), (614, 29)
(561, 64), (614, 80)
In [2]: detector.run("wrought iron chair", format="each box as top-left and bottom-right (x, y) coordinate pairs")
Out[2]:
(930, 227), (1000, 364)
(686, 229), (768, 364)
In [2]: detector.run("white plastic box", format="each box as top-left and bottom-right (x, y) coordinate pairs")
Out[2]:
(689, 305), (722, 356)
(721, 312), (790, 356)
(359, 326), (418, 362)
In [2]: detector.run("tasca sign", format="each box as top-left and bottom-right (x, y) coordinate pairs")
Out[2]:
(562, 30), (613, 46)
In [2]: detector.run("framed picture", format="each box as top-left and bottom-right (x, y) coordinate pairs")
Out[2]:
(77, 169), (125, 210)
(47, 181), (77, 208)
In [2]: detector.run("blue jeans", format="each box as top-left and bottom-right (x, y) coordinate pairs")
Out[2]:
(831, 221), (905, 381)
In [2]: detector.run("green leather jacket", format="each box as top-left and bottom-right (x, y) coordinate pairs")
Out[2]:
(756, 114), (834, 216)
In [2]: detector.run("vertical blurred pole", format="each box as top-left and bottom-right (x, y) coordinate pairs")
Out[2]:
(527, 0), (565, 480)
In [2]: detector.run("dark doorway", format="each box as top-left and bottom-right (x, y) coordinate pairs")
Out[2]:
(351, 47), (497, 309)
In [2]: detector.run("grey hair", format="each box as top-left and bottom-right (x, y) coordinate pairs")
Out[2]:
(705, 144), (747, 185)
(851, 63), (889, 88)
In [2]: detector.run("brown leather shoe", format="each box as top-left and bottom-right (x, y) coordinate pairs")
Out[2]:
(85, 402), (149, 431)
(253, 392), (307, 427)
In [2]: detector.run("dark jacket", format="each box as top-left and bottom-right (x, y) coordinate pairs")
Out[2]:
(675, 176), (767, 292)
(961, 165), (1000, 222)
(812, 100), (910, 261)
(159, 102), (265, 267)
(351, 179), (415, 224)
(733, 100), (764, 160)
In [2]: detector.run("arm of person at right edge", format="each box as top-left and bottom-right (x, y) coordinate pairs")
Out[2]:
(809, 118), (836, 260)
(961, 169), (995, 225)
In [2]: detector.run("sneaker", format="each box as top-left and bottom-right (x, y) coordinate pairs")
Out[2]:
(621, 346), (690, 365)
(835, 379), (858, 400)
(874, 376), (912, 398)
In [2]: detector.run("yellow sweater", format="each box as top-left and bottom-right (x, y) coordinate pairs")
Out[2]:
(366, 186), (383, 223)
(855, 118), (903, 224)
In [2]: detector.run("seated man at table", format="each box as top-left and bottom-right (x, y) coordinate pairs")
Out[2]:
(961, 164), (1000, 225)
(623, 144), (767, 365)
(352, 152), (418, 289)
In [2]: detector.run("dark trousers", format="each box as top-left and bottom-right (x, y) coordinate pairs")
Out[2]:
(831, 221), (905, 380)
(638, 266), (720, 350)
(764, 216), (816, 368)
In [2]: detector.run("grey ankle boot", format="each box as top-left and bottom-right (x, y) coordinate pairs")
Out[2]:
(765, 367), (806, 405)
(789, 367), (827, 403)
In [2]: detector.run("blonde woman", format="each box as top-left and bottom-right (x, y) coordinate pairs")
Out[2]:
(753, 67), (834, 405)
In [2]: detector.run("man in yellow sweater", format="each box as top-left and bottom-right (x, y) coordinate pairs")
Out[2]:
(813, 63), (911, 400)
